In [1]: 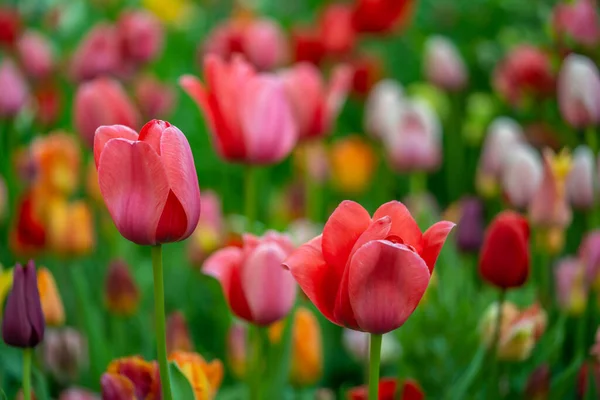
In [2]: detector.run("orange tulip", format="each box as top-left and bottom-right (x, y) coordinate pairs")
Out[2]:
(168, 351), (223, 400)
(46, 199), (95, 256)
(329, 136), (376, 194)
(37, 267), (64, 327)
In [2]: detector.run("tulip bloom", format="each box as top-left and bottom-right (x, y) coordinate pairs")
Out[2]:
(479, 211), (530, 289)
(168, 351), (223, 400)
(364, 79), (404, 140)
(578, 231), (600, 287)
(291, 26), (326, 65)
(319, 4), (356, 57)
(166, 311), (194, 354)
(16, 30), (54, 80)
(552, 0), (600, 47)
(1, 261), (45, 348)
(423, 36), (468, 92)
(285, 200), (454, 334)
(0, 58), (29, 117)
(134, 74), (176, 120)
(37, 267), (64, 327)
(350, 54), (385, 97)
(501, 144), (543, 209)
(180, 55), (298, 165)
(281, 62), (351, 140)
(455, 197), (485, 253)
(554, 257), (587, 316)
(10, 193), (46, 255)
(94, 120), (201, 245)
(46, 199), (95, 256)
(117, 10), (163, 66)
(347, 377), (424, 400)
(351, 0), (415, 34)
(567, 145), (595, 209)
(101, 356), (160, 399)
(104, 260), (140, 316)
(42, 327), (87, 383)
(557, 54), (600, 129)
(204, 231), (297, 325)
(70, 23), (122, 82)
(74, 77), (141, 148)
(0, 6), (21, 46)
(329, 136), (377, 194)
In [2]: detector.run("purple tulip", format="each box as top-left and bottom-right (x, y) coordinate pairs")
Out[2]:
(456, 197), (485, 253)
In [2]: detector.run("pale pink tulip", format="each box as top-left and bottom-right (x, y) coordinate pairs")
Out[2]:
(502, 144), (543, 209)
(424, 35), (468, 91)
(0, 58), (28, 117)
(364, 79), (404, 140)
(558, 54), (600, 129)
(16, 30), (54, 80)
(567, 145), (595, 209)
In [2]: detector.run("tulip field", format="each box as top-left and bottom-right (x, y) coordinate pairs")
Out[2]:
(2, 0), (600, 398)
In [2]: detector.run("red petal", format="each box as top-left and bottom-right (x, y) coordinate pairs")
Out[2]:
(373, 201), (422, 251)
(138, 119), (170, 154)
(419, 221), (455, 273)
(155, 190), (188, 243)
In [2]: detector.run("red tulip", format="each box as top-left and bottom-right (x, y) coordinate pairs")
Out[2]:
(284, 200), (454, 334)
(180, 55), (298, 165)
(350, 54), (384, 97)
(204, 231), (297, 325)
(351, 0), (415, 34)
(70, 23), (122, 82)
(117, 10), (164, 65)
(291, 26), (326, 65)
(93, 120), (201, 245)
(281, 62), (351, 140)
(319, 4), (356, 57)
(16, 30), (55, 80)
(347, 377), (424, 400)
(34, 82), (61, 127)
(0, 7), (21, 47)
(73, 77), (141, 148)
(479, 211), (530, 289)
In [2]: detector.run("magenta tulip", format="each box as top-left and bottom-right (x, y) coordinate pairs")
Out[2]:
(93, 120), (201, 245)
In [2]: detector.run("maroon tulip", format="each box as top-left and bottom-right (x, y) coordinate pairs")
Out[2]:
(118, 10), (163, 65)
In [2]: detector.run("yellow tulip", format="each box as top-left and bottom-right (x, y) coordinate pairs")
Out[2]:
(46, 199), (95, 256)
(37, 267), (65, 327)
(0, 267), (13, 319)
(329, 136), (376, 195)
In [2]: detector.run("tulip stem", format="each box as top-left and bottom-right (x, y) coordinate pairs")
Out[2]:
(304, 162), (320, 222)
(368, 333), (382, 400)
(245, 166), (257, 232)
(585, 127), (597, 155)
(151, 244), (172, 400)
(22, 348), (32, 400)
(489, 289), (506, 398)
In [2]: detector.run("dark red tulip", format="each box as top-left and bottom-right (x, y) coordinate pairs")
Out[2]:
(350, 55), (384, 97)
(291, 26), (326, 65)
(347, 377), (424, 400)
(0, 7), (21, 47)
(351, 0), (415, 34)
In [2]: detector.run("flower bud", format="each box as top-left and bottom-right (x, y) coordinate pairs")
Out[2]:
(101, 356), (160, 399)
(456, 197), (485, 253)
(502, 144), (543, 209)
(242, 18), (288, 71)
(567, 145), (595, 210)
(552, 0), (600, 48)
(578, 230), (600, 288)
(557, 54), (600, 129)
(104, 260), (140, 316)
(166, 311), (193, 354)
(424, 35), (467, 91)
(0, 58), (29, 118)
(1, 260), (45, 348)
(134, 74), (175, 120)
(17, 30), (55, 80)
(42, 327), (88, 383)
(70, 23), (121, 82)
(319, 4), (356, 57)
(37, 267), (65, 327)
(0, 6), (21, 46)
(364, 79), (404, 140)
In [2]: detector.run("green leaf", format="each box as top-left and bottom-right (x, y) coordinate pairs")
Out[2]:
(446, 345), (487, 400)
(0, 389), (7, 400)
(550, 356), (583, 399)
(169, 361), (197, 400)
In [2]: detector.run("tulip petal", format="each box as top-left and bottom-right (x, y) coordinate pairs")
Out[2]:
(241, 242), (297, 325)
(373, 201), (422, 250)
(155, 190), (188, 243)
(283, 235), (338, 324)
(98, 139), (170, 245)
(349, 240), (430, 334)
(420, 221), (456, 273)
(179, 75), (216, 133)
(101, 373), (136, 399)
(1, 265), (32, 347)
(322, 200), (371, 275)
(139, 119), (171, 154)
(25, 261), (45, 345)
(93, 124), (138, 168)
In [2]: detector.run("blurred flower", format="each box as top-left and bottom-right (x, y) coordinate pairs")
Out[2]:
(424, 36), (467, 91)
(479, 211), (530, 289)
(42, 327), (87, 383)
(343, 329), (400, 365)
(188, 191), (225, 266)
(70, 23), (121, 82)
(1, 261), (45, 348)
(554, 257), (587, 316)
(134, 74), (176, 120)
(181, 55), (298, 165)
(0, 7), (21, 46)
(34, 82), (61, 127)
(166, 311), (193, 354)
(226, 321), (246, 379)
(462, 92), (497, 145)
(347, 377), (425, 400)
(101, 356), (160, 399)
(204, 231), (297, 325)
(58, 388), (99, 400)
(118, 10), (163, 66)
(0, 58), (29, 117)
(349, 54), (384, 97)
(493, 45), (554, 108)
(557, 54), (600, 129)
(319, 4), (356, 57)
(383, 99), (442, 173)
(456, 197), (485, 253)
(591, 328), (600, 361)
(30, 132), (80, 198)
(578, 362), (600, 399)
(524, 364), (550, 400)
(16, 30), (54, 80)
(0, 267), (13, 319)
(142, 0), (193, 26)
(294, 141), (330, 185)
(552, 0), (600, 48)
(168, 351), (223, 400)
(74, 77), (141, 148)
(104, 260), (139, 317)
(329, 135), (376, 194)
(85, 161), (103, 204)
(501, 144), (543, 209)
(11, 192), (46, 255)
(37, 267), (64, 327)
(94, 120), (201, 245)
(567, 145), (595, 210)
(285, 200), (453, 334)
(315, 388), (335, 400)
(282, 63), (351, 141)
(480, 302), (547, 361)
(46, 199), (95, 256)
(287, 219), (322, 248)
(578, 230), (600, 288)
(351, 0), (415, 34)
(364, 79), (404, 140)
(476, 117), (525, 198)
(291, 26), (325, 65)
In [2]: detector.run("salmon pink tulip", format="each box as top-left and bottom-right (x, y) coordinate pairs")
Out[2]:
(180, 55), (298, 165)
(203, 231), (297, 325)
(93, 120), (201, 245)
(284, 200), (454, 334)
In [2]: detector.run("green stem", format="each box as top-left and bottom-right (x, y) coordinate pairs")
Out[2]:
(368, 334), (382, 400)
(585, 127), (597, 155)
(445, 93), (464, 203)
(248, 325), (264, 400)
(151, 245), (172, 400)
(304, 162), (320, 222)
(245, 166), (257, 233)
(22, 348), (32, 400)
(489, 290), (506, 398)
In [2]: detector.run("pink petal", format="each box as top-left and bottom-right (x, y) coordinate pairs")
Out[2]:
(322, 200), (371, 277)
(241, 241), (297, 325)
(179, 75), (216, 133)
(97, 139), (169, 245)
(93, 125), (138, 168)
(159, 125), (201, 239)
(325, 64), (352, 121)
(283, 235), (339, 324)
(348, 240), (430, 334)
(420, 221), (456, 273)
(373, 201), (422, 250)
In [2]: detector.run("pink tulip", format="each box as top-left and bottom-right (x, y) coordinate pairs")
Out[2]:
(0, 58), (28, 117)
(242, 19), (288, 71)
(203, 231), (297, 325)
(118, 10), (163, 65)
(93, 120), (201, 245)
(16, 30), (54, 80)
(502, 144), (543, 209)
(74, 77), (141, 148)
(134, 75), (175, 120)
(383, 99), (442, 173)
(553, 0), (600, 47)
(424, 35), (467, 91)
(579, 230), (600, 284)
(180, 55), (298, 164)
(364, 79), (404, 140)
(567, 145), (595, 210)
(281, 62), (351, 140)
(558, 54), (600, 129)
(70, 23), (121, 82)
